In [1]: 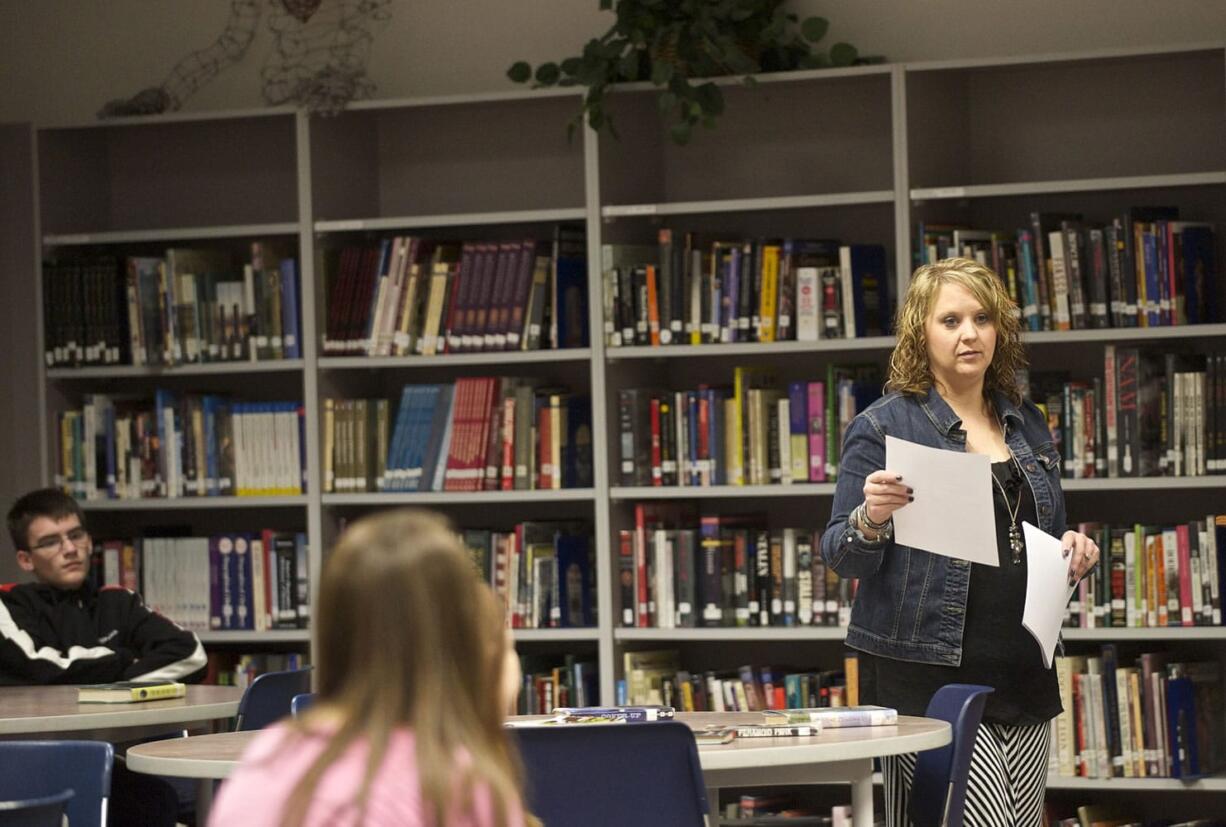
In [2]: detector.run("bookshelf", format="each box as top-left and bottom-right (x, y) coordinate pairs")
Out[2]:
(26, 40), (1225, 813)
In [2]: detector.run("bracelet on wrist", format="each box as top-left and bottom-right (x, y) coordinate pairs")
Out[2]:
(857, 502), (892, 531)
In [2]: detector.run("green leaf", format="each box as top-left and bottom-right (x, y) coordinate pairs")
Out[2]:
(830, 42), (859, 67)
(669, 121), (692, 145)
(506, 62), (532, 84)
(560, 57), (582, 76)
(618, 51), (640, 80)
(801, 16), (829, 43)
(657, 90), (677, 113)
(694, 82), (724, 116)
(651, 59), (675, 86)
(599, 0), (613, 9)
(535, 62), (561, 85)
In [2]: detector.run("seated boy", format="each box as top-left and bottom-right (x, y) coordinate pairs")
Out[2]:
(3, 487), (208, 825)
(2, 487), (206, 684)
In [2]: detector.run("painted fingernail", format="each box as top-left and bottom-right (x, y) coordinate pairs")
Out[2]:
(1068, 576), (1076, 586)
(907, 487), (914, 494)
(1062, 548), (1071, 558)
(895, 475), (903, 481)
(908, 495), (915, 502)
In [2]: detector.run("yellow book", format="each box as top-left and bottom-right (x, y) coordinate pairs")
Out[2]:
(322, 397), (335, 493)
(395, 257), (423, 355)
(78, 681), (186, 704)
(732, 368), (749, 485)
(758, 244), (780, 342)
(419, 265), (450, 356)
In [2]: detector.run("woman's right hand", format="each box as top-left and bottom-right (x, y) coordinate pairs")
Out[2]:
(861, 470), (914, 525)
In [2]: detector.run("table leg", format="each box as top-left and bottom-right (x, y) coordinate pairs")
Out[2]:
(850, 762), (874, 827)
(197, 778), (214, 823)
(706, 786), (720, 827)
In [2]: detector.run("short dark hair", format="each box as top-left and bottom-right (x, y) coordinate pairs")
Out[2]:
(7, 488), (84, 552)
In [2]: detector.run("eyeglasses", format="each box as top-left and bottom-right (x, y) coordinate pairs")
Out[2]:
(29, 527), (90, 554)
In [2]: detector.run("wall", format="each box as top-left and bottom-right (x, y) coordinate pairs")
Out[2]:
(1, 0), (1225, 126)
(0, 124), (42, 581)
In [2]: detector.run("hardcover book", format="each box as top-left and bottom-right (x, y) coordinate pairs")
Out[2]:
(78, 681), (186, 704)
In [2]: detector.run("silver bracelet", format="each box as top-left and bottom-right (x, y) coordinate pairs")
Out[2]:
(856, 502), (892, 531)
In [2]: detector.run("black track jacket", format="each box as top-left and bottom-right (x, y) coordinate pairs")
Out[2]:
(0, 581), (206, 685)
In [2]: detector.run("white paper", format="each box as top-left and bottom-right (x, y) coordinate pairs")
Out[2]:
(884, 435), (998, 567)
(1022, 521), (1078, 669)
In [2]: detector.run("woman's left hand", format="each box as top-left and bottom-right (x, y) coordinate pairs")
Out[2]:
(1062, 530), (1100, 586)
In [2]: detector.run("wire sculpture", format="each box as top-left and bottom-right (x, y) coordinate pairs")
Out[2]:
(98, 0), (392, 118)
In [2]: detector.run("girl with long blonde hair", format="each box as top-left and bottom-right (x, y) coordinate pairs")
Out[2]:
(209, 509), (533, 827)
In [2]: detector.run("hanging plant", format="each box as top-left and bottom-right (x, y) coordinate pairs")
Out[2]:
(507, 0), (873, 145)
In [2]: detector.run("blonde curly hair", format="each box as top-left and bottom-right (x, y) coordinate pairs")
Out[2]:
(886, 257), (1026, 405)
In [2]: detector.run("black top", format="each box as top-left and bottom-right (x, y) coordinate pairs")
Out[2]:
(857, 458), (1063, 726)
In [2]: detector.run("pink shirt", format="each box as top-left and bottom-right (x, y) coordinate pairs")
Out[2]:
(208, 723), (525, 827)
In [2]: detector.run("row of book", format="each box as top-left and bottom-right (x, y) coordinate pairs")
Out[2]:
(918, 207), (1217, 332)
(1050, 647), (1223, 780)
(323, 378), (592, 494)
(320, 229), (588, 356)
(461, 522), (595, 629)
(516, 654), (599, 716)
(617, 649), (861, 711)
(602, 233), (892, 348)
(1062, 517), (1226, 629)
(57, 392), (307, 500)
(620, 506), (854, 629)
(204, 652), (310, 689)
(1031, 348), (1226, 479)
(42, 242), (301, 368)
(88, 532), (310, 632)
(1047, 805), (1222, 827)
(618, 365), (880, 488)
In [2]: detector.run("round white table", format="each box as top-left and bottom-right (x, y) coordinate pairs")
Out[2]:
(678, 712), (950, 827)
(0, 685), (242, 739)
(127, 710), (950, 827)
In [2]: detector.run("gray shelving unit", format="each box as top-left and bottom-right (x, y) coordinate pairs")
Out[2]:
(26, 41), (1226, 807)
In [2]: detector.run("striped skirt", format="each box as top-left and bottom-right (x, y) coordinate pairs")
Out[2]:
(880, 721), (1049, 827)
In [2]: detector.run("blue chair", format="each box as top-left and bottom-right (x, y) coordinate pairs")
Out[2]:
(909, 684), (994, 827)
(0, 742), (111, 827)
(291, 692), (316, 717)
(0, 789), (74, 827)
(512, 721), (707, 827)
(235, 667), (313, 731)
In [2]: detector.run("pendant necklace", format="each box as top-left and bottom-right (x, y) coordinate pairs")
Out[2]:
(992, 458), (1024, 564)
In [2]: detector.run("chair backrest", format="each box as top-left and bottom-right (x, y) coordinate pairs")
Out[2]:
(0, 742), (111, 827)
(0, 789), (74, 827)
(291, 692), (316, 718)
(235, 667), (314, 731)
(511, 721), (707, 827)
(909, 684), (994, 827)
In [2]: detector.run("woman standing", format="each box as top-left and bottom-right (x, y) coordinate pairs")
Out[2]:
(820, 257), (1099, 826)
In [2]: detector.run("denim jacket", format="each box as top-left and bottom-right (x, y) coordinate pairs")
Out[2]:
(820, 385), (1066, 666)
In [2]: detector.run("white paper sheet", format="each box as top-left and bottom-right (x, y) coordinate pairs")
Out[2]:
(884, 435), (998, 567)
(1021, 521), (1078, 669)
